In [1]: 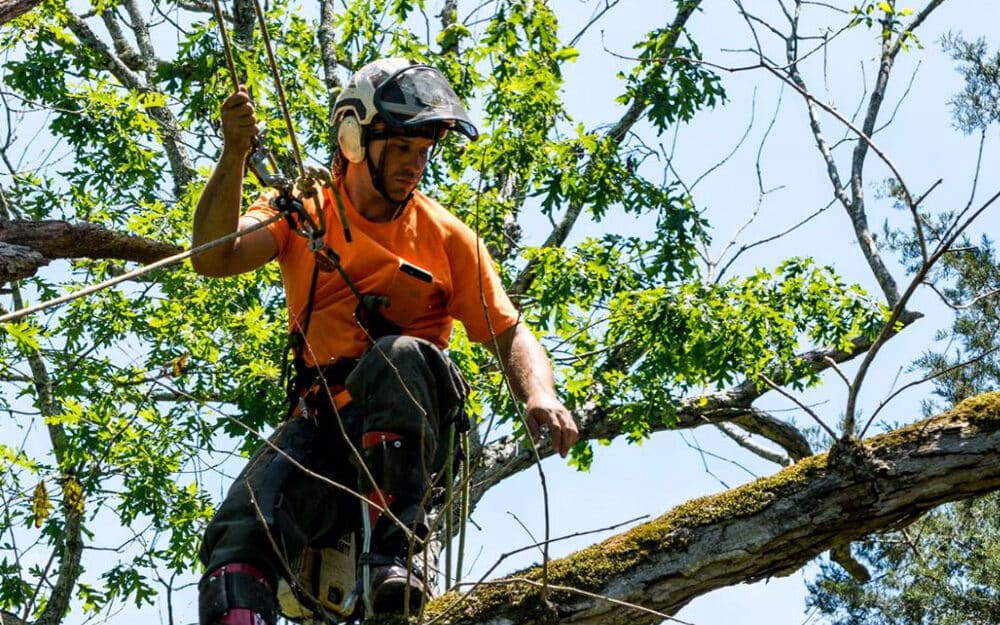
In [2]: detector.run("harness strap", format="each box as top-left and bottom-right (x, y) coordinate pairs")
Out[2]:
(284, 357), (360, 419)
(278, 183), (398, 411)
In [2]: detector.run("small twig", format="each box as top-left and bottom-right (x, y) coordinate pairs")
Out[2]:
(507, 511), (544, 559)
(822, 356), (850, 388)
(758, 373), (837, 439)
(860, 345), (1000, 437)
(568, 0), (622, 47)
(716, 199), (834, 282)
(924, 281), (1000, 311)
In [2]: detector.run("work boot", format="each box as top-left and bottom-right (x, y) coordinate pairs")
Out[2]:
(364, 554), (429, 615)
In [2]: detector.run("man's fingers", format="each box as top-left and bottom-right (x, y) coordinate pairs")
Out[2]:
(223, 86), (251, 108)
(548, 420), (566, 457)
(562, 412), (579, 449)
(523, 399), (578, 457)
(525, 414), (540, 441)
(227, 115), (257, 127)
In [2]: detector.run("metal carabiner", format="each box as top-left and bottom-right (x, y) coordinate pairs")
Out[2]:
(247, 143), (292, 192)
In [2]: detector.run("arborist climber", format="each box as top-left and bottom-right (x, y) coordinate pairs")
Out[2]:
(190, 57), (578, 625)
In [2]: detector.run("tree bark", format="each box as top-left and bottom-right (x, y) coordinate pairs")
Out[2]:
(0, 242), (48, 282)
(429, 392), (1000, 625)
(0, 220), (182, 281)
(0, 0), (41, 25)
(0, 610), (28, 625)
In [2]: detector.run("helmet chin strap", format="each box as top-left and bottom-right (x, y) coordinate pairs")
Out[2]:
(362, 123), (445, 216)
(364, 145), (414, 212)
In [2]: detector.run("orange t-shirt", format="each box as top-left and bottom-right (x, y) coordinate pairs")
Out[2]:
(245, 182), (520, 366)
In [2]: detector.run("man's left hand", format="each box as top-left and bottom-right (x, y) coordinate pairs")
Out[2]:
(525, 394), (578, 458)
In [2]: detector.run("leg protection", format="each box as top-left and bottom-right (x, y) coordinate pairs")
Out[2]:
(200, 416), (358, 611)
(199, 563), (276, 625)
(359, 430), (430, 554)
(346, 336), (470, 477)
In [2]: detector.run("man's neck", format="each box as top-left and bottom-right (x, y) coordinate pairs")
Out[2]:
(344, 167), (400, 222)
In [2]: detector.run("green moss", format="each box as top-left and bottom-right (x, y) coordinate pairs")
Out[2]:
(866, 391), (1000, 453)
(425, 392), (1000, 622)
(947, 391), (1000, 421)
(425, 453), (830, 621)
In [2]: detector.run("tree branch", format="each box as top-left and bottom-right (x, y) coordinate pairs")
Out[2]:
(0, 0), (42, 25)
(0, 610), (28, 625)
(0, 241), (47, 282)
(0, 220), (182, 280)
(8, 285), (84, 625)
(509, 0), (703, 297)
(433, 392), (1000, 625)
(715, 422), (791, 466)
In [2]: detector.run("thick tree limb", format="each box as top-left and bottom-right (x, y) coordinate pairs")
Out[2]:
(0, 0), (41, 25)
(433, 392), (1000, 625)
(0, 610), (28, 625)
(0, 242), (47, 282)
(0, 220), (182, 281)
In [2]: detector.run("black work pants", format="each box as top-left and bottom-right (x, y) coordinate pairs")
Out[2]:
(198, 335), (467, 586)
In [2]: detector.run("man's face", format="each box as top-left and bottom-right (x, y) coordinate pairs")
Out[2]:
(367, 133), (435, 202)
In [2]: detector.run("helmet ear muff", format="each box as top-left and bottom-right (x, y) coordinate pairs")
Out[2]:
(337, 116), (365, 164)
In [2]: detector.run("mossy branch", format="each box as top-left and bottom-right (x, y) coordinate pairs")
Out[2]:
(434, 392), (1000, 625)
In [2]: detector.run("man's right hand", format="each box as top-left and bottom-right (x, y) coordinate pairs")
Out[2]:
(191, 87), (277, 278)
(221, 87), (259, 155)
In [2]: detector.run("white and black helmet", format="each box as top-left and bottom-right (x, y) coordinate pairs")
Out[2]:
(331, 58), (478, 205)
(332, 57), (478, 140)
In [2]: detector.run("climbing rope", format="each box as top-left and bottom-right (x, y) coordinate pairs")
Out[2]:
(248, 0), (306, 178)
(209, 0), (239, 89)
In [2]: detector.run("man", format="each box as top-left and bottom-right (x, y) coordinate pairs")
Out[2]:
(191, 57), (577, 625)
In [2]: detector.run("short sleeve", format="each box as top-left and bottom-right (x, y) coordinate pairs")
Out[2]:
(244, 190), (292, 256)
(446, 229), (521, 344)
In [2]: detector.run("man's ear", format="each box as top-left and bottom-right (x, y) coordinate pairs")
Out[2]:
(337, 116), (365, 163)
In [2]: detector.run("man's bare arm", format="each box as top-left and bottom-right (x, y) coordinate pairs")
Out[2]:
(191, 88), (277, 277)
(488, 322), (579, 457)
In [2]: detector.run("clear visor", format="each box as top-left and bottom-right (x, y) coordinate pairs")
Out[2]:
(374, 65), (479, 140)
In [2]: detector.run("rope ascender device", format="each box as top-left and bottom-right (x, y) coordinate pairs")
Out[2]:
(208, 0), (395, 347)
